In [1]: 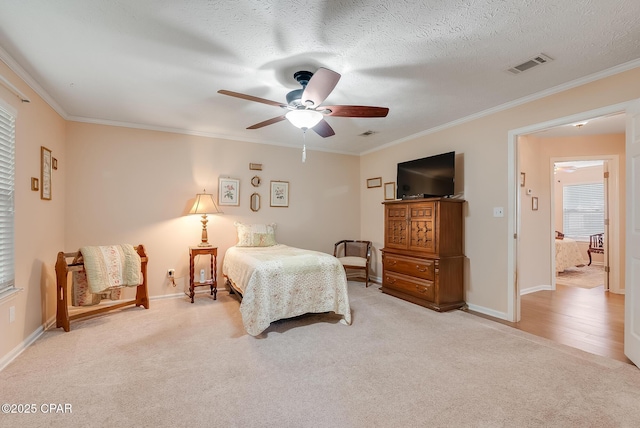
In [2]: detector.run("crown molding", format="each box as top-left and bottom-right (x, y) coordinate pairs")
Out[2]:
(360, 58), (640, 156)
(0, 45), (69, 119)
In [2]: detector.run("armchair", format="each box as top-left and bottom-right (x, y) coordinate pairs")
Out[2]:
(587, 233), (604, 266)
(334, 240), (372, 287)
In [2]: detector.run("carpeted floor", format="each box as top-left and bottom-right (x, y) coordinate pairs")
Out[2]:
(556, 264), (605, 289)
(1, 282), (640, 427)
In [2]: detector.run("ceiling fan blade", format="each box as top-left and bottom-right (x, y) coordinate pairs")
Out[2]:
(312, 119), (335, 138)
(218, 90), (286, 108)
(322, 105), (389, 118)
(301, 68), (341, 107)
(247, 115), (287, 129)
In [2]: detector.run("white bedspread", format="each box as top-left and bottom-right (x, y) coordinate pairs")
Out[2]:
(222, 244), (351, 336)
(555, 238), (585, 273)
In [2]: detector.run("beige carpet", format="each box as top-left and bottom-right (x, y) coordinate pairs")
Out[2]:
(2, 282), (640, 428)
(557, 264), (605, 289)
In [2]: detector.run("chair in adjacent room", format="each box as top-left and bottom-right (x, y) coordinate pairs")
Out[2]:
(587, 233), (604, 266)
(334, 240), (372, 287)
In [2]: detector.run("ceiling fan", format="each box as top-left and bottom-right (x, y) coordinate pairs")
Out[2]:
(218, 67), (389, 138)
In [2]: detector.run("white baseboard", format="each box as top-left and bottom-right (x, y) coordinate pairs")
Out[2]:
(0, 325), (45, 372)
(520, 285), (552, 295)
(465, 303), (509, 321)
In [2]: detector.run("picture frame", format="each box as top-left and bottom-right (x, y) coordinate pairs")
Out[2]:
(532, 196), (538, 211)
(367, 177), (382, 188)
(52, 157), (58, 170)
(40, 146), (52, 200)
(384, 182), (396, 200)
(249, 163), (262, 171)
(31, 177), (39, 191)
(218, 177), (239, 206)
(270, 181), (289, 207)
(520, 172), (526, 187)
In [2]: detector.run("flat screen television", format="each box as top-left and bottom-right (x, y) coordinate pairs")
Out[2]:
(396, 151), (455, 199)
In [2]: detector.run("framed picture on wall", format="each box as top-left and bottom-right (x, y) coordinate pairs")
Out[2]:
(532, 196), (539, 211)
(40, 146), (52, 200)
(218, 177), (239, 206)
(384, 182), (396, 200)
(367, 177), (382, 188)
(520, 172), (526, 187)
(270, 181), (289, 207)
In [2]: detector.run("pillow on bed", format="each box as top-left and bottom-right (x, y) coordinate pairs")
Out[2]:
(235, 222), (277, 247)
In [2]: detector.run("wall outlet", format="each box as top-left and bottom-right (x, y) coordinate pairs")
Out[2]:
(168, 269), (175, 278)
(9, 306), (15, 323)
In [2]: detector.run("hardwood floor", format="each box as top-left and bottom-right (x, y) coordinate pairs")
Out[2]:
(471, 284), (631, 364)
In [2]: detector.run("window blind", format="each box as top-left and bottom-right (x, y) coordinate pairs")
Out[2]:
(562, 183), (604, 241)
(0, 105), (15, 292)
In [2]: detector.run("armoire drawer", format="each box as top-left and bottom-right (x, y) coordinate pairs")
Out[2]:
(383, 254), (435, 280)
(383, 271), (434, 302)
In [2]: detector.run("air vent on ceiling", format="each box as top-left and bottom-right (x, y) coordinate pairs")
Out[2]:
(507, 53), (553, 75)
(359, 130), (377, 137)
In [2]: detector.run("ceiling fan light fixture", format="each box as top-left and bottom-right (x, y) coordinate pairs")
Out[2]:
(285, 109), (323, 129)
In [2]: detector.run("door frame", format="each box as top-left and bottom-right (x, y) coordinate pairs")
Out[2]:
(507, 101), (629, 322)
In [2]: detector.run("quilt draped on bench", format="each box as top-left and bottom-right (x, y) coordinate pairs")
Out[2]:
(80, 244), (142, 293)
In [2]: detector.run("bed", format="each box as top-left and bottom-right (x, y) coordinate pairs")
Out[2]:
(223, 243), (352, 336)
(555, 237), (585, 273)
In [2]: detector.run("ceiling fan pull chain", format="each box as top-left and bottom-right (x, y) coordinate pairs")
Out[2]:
(302, 130), (307, 163)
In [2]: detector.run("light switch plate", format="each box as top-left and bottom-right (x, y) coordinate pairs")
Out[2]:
(493, 207), (504, 217)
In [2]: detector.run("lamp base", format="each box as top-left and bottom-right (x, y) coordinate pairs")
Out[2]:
(198, 242), (213, 247)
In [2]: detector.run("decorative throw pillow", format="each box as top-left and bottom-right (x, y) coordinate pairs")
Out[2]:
(235, 222), (277, 247)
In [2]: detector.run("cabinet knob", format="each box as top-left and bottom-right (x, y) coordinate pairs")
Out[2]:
(388, 260), (397, 266)
(416, 285), (427, 293)
(386, 276), (396, 284)
(415, 265), (427, 272)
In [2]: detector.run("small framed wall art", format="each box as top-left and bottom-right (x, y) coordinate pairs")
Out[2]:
(218, 177), (239, 206)
(270, 181), (289, 207)
(31, 177), (39, 191)
(532, 196), (539, 211)
(520, 172), (526, 187)
(367, 177), (382, 188)
(384, 182), (396, 200)
(40, 146), (52, 200)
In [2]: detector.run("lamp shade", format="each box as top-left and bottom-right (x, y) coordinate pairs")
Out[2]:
(189, 192), (222, 215)
(189, 190), (222, 247)
(285, 109), (323, 129)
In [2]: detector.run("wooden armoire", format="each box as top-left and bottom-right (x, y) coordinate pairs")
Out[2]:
(381, 198), (465, 311)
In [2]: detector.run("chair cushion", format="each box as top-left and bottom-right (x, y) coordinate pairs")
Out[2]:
(338, 256), (367, 267)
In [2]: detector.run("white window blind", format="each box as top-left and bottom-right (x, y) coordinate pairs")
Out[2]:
(0, 105), (15, 293)
(562, 183), (604, 241)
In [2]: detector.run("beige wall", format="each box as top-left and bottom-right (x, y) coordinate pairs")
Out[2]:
(360, 67), (640, 316)
(2, 58), (640, 366)
(64, 123), (361, 298)
(0, 61), (66, 363)
(519, 134), (625, 293)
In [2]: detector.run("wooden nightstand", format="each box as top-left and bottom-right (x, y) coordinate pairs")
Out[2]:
(188, 246), (217, 303)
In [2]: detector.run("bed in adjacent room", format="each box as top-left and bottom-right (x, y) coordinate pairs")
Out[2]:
(555, 237), (585, 273)
(222, 223), (351, 336)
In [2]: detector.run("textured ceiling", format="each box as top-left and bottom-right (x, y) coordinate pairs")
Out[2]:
(0, 0), (639, 154)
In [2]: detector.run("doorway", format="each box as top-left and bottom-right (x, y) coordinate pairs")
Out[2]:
(510, 111), (626, 360)
(552, 159), (608, 291)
